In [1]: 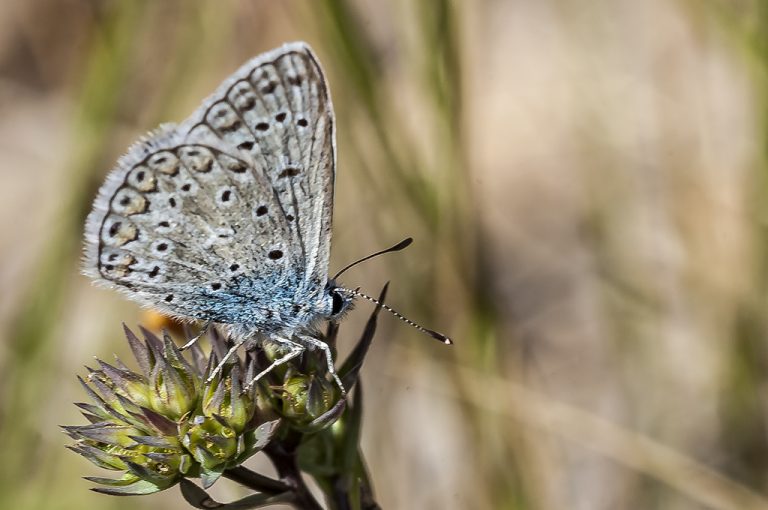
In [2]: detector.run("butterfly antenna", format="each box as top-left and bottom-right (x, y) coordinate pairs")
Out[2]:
(332, 237), (413, 280)
(337, 286), (453, 345)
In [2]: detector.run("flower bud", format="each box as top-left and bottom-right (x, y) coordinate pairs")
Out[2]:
(201, 363), (254, 433)
(146, 335), (199, 420)
(65, 326), (280, 494)
(280, 369), (340, 430)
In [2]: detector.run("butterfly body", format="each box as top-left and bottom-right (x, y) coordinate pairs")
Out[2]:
(83, 42), (353, 374)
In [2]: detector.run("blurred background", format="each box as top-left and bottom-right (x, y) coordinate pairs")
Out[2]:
(2, 0), (768, 508)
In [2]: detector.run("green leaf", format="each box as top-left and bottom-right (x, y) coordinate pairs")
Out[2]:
(123, 459), (178, 487)
(251, 419), (281, 450)
(128, 434), (181, 449)
(84, 473), (138, 487)
(63, 423), (140, 446)
(123, 324), (152, 377)
(180, 479), (219, 508)
(66, 444), (127, 471)
(200, 462), (225, 488)
(339, 284), (388, 388)
(91, 478), (166, 496)
(95, 358), (146, 395)
(306, 377), (333, 419)
(341, 382), (365, 474)
(307, 398), (346, 430)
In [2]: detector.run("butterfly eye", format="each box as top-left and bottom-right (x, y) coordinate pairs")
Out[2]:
(330, 290), (347, 317)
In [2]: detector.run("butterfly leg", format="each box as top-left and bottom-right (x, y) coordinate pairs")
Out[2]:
(299, 335), (346, 397)
(206, 337), (246, 383)
(179, 320), (212, 351)
(243, 338), (305, 392)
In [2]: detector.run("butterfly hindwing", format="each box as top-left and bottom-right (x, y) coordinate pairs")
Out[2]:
(83, 131), (290, 323)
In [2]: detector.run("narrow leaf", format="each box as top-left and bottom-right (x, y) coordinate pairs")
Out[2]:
(124, 324), (152, 377)
(91, 479), (165, 496)
(339, 283), (388, 388)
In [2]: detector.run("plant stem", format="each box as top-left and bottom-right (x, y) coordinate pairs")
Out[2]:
(223, 466), (291, 495)
(265, 436), (324, 510)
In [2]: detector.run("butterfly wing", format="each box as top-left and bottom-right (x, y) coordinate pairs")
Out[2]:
(182, 42), (335, 298)
(82, 42), (336, 329)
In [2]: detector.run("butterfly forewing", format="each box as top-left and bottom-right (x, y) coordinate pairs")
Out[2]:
(183, 43), (335, 298)
(83, 42), (336, 330)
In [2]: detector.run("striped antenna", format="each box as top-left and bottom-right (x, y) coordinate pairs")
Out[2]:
(337, 286), (453, 345)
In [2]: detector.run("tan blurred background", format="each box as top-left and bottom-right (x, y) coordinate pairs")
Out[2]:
(2, 0), (768, 509)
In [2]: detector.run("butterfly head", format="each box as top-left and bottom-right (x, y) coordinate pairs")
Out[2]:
(324, 279), (354, 321)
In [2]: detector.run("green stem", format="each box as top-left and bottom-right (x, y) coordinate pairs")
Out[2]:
(222, 466), (291, 495)
(265, 436), (324, 510)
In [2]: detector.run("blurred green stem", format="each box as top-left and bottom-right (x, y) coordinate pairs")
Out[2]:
(265, 433), (324, 510)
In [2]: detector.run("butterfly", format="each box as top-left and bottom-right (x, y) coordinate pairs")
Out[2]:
(83, 41), (450, 403)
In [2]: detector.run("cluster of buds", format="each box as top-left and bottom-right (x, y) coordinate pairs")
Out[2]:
(65, 285), (387, 509)
(63, 324), (346, 495)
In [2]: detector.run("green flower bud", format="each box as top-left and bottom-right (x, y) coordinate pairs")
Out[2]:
(64, 415), (191, 495)
(201, 363), (254, 433)
(146, 334), (199, 420)
(281, 371), (339, 425)
(65, 326), (280, 494)
(181, 415), (239, 471)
